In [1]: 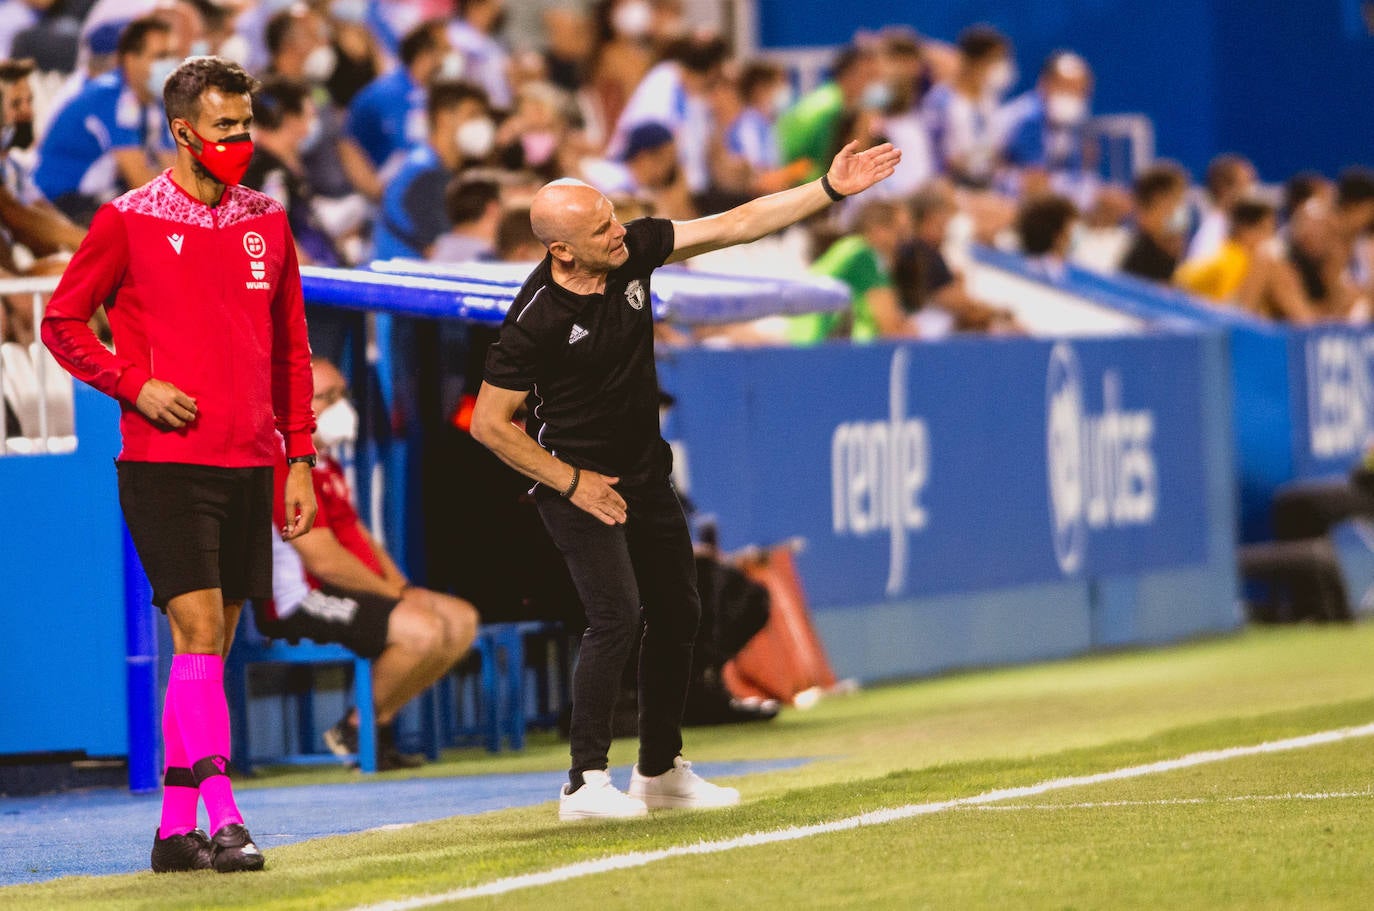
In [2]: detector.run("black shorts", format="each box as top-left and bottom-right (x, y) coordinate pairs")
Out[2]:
(258, 589), (398, 659)
(118, 461), (274, 610)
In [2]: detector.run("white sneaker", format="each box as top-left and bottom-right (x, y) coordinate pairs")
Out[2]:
(629, 757), (741, 810)
(558, 770), (648, 821)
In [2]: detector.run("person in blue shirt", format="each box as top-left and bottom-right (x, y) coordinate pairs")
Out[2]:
(373, 79), (491, 261)
(34, 15), (176, 223)
(342, 18), (461, 193)
(1000, 51), (1095, 202)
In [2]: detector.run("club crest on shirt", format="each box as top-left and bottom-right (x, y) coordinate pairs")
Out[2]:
(625, 279), (645, 311)
(243, 230), (271, 290)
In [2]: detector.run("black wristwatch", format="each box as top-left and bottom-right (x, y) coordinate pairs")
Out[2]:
(287, 454), (317, 468)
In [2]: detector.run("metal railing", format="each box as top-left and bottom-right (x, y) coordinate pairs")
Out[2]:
(0, 274), (73, 455)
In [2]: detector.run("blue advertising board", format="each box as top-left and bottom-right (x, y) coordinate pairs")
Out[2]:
(1287, 326), (1374, 481)
(661, 335), (1213, 607)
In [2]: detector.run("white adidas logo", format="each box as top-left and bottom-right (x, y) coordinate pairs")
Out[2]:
(568, 324), (589, 344)
(167, 234), (184, 255)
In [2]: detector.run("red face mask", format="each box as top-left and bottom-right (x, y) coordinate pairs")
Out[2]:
(180, 123), (254, 186)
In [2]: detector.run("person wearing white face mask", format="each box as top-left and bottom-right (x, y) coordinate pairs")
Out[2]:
(341, 18), (460, 203)
(999, 50), (1096, 205)
(374, 79), (492, 261)
(259, 357), (480, 772)
(34, 15), (176, 223)
(241, 77), (344, 268)
(920, 24), (1013, 189)
(262, 5), (358, 203)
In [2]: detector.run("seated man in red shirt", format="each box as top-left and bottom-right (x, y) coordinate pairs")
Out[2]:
(257, 357), (479, 769)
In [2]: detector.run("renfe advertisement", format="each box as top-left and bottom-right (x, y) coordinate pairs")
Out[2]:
(660, 336), (1212, 608)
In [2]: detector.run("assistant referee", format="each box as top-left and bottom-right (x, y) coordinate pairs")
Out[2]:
(471, 140), (901, 820)
(42, 57), (317, 872)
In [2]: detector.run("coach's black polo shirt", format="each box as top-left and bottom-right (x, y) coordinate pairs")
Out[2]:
(485, 217), (675, 487)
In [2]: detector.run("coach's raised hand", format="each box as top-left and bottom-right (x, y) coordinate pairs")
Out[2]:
(826, 141), (903, 197)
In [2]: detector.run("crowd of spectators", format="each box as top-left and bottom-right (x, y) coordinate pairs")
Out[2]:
(1, 0), (1373, 360)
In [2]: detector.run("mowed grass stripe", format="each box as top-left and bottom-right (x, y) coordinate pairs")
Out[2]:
(352, 722), (1374, 910)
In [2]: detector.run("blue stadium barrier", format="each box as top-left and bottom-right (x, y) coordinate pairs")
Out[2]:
(363, 259), (852, 325)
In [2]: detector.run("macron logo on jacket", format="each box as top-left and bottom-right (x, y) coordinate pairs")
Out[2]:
(167, 233), (184, 254)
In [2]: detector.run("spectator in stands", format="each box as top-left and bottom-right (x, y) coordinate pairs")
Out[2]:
(871, 27), (935, 198)
(894, 182), (1020, 336)
(581, 120), (694, 220)
(1176, 198), (1317, 323)
(34, 16), (175, 223)
(0, 0), (48, 60)
(241, 77), (341, 266)
(609, 33), (727, 200)
(1280, 172), (1352, 319)
(373, 79), (492, 260)
(586, 0), (656, 147)
(261, 356), (479, 771)
(344, 18), (458, 195)
(1186, 153), (1257, 261)
(0, 57), (85, 270)
(495, 204), (543, 261)
(704, 62), (811, 202)
(263, 4), (357, 204)
(1000, 50), (1094, 203)
(1016, 192), (1079, 281)
(923, 24), (1015, 189)
(9, 1), (78, 73)
(324, 0), (383, 109)
(777, 42), (881, 183)
(540, 3), (593, 94)
(493, 79), (578, 180)
(1284, 168), (1374, 321)
(429, 172), (501, 263)
(1332, 168), (1374, 290)
(1119, 161), (1191, 284)
(793, 198), (915, 344)
(449, 0), (512, 110)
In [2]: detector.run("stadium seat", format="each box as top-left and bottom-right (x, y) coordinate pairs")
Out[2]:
(224, 606), (379, 774)
(424, 622), (570, 753)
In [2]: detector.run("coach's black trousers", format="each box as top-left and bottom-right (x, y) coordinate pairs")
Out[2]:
(536, 477), (701, 778)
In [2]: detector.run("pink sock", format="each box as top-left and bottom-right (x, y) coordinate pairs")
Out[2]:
(169, 654), (243, 833)
(158, 695), (200, 838)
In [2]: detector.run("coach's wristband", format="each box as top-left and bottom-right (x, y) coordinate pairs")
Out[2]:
(560, 465), (581, 499)
(287, 454), (317, 468)
(820, 173), (846, 202)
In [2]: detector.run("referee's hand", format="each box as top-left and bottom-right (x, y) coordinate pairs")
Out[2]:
(573, 470), (626, 525)
(282, 462), (318, 540)
(134, 378), (198, 429)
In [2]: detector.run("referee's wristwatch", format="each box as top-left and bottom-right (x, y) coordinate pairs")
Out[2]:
(287, 454), (317, 468)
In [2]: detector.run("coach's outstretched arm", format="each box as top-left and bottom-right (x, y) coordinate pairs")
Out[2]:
(666, 140), (901, 264)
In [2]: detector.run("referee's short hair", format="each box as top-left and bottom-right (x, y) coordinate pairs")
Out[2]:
(164, 56), (261, 126)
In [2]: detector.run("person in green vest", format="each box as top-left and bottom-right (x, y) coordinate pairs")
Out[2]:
(791, 198), (915, 344)
(776, 43), (885, 183)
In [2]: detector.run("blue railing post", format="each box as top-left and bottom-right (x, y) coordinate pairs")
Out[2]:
(122, 521), (159, 794)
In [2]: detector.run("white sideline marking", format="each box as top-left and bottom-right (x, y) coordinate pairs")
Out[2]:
(972, 790), (1374, 811)
(353, 722), (1374, 910)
